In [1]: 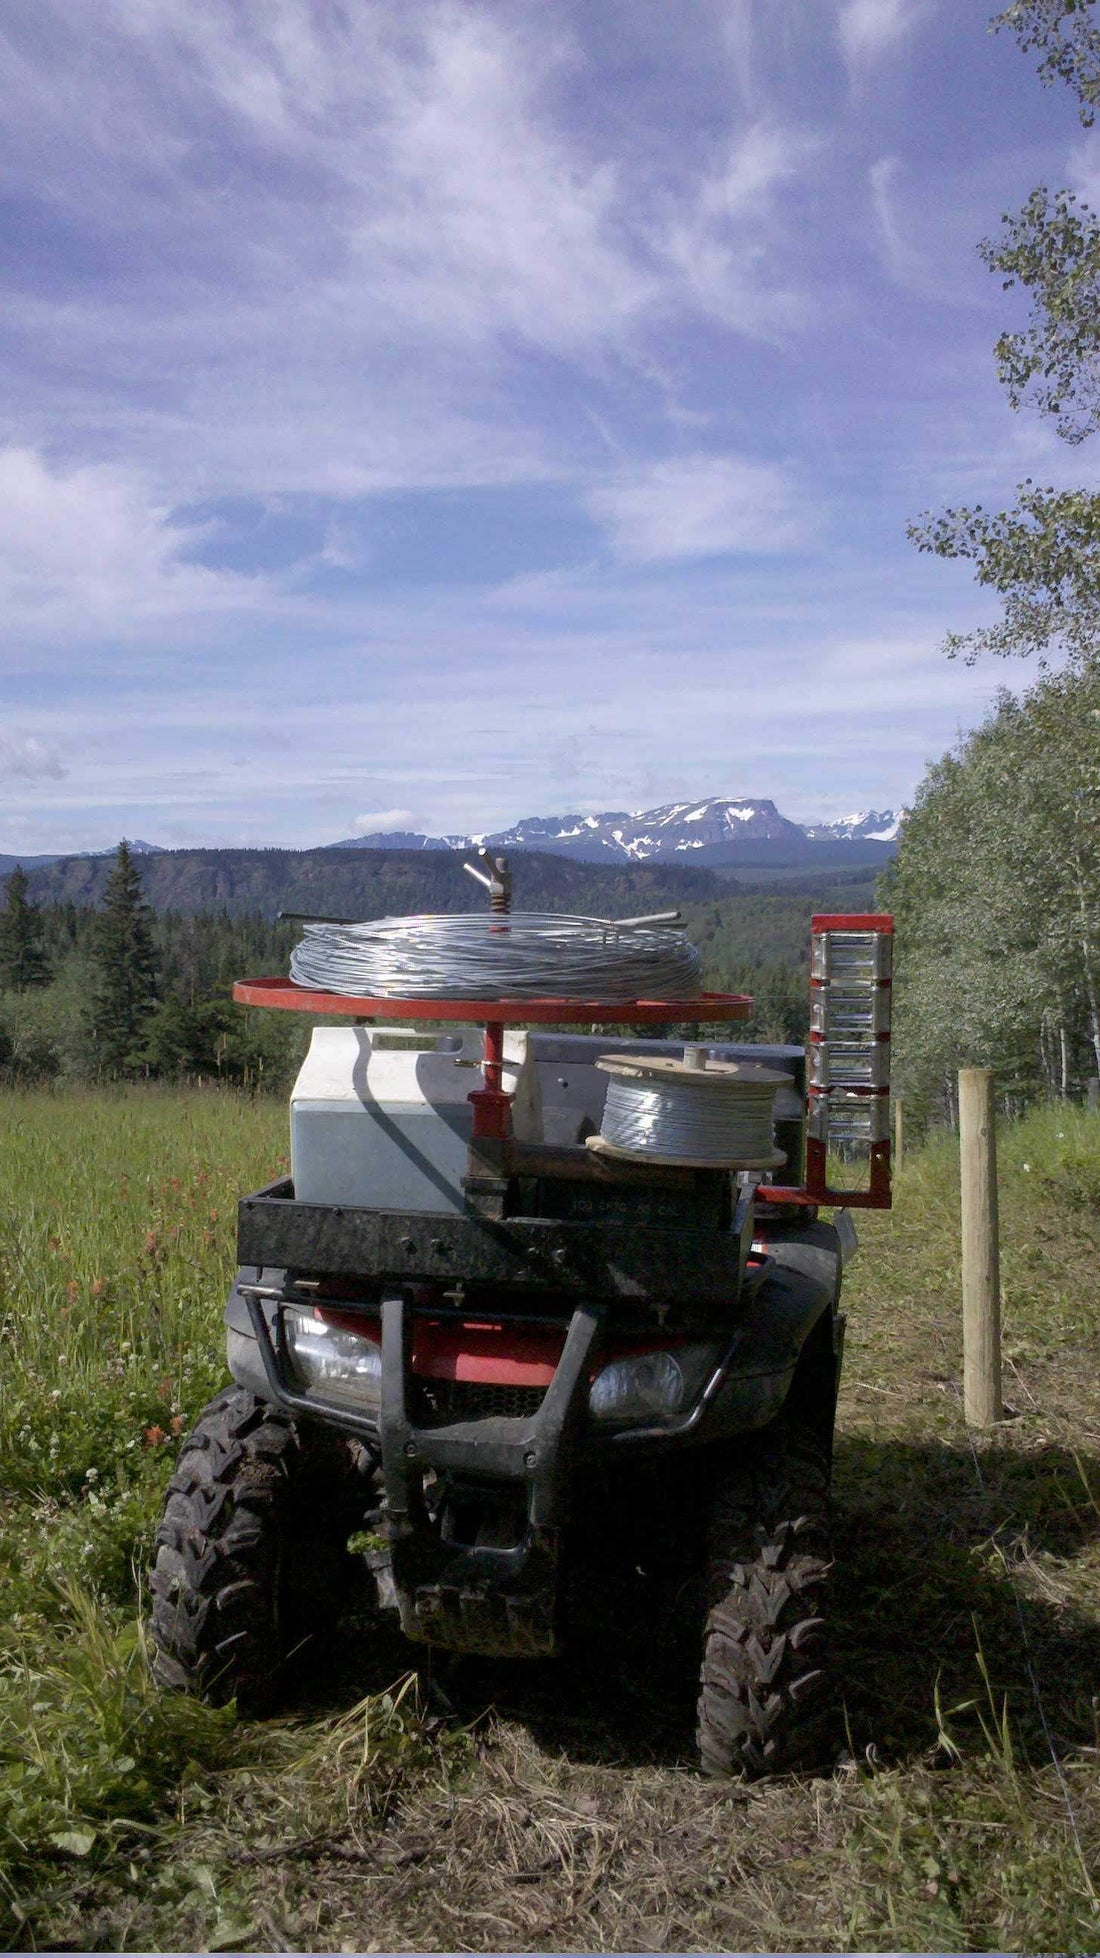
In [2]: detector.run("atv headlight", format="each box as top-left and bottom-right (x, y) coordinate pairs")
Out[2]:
(284, 1310), (382, 1411)
(588, 1344), (718, 1430)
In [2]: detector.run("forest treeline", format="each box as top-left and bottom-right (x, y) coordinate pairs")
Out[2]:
(21, 844), (728, 921)
(0, 853), (305, 1088)
(886, 659), (1100, 1125)
(0, 845), (859, 1088)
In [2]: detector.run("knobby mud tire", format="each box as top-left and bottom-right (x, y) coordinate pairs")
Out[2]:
(697, 1421), (832, 1778)
(149, 1385), (357, 1712)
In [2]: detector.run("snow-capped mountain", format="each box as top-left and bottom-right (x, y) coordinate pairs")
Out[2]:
(328, 829), (468, 852)
(328, 796), (901, 867)
(477, 798), (806, 861)
(801, 810), (903, 843)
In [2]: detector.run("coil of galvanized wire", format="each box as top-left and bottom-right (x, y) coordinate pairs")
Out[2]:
(288, 911), (702, 1001)
(594, 1055), (788, 1167)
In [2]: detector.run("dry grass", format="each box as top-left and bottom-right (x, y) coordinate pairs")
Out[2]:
(4, 1091), (1100, 1950)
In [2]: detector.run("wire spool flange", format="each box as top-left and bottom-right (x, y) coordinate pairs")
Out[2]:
(589, 1055), (790, 1170)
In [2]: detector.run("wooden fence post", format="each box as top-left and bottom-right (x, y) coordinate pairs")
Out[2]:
(894, 1095), (904, 1172)
(959, 1068), (1002, 1426)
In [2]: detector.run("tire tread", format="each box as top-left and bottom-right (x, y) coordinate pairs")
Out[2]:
(697, 1422), (832, 1778)
(149, 1386), (321, 1711)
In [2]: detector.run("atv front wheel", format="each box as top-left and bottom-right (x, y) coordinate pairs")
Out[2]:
(149, 1386), (361, 1711)
(697, 1420), (832, 1777)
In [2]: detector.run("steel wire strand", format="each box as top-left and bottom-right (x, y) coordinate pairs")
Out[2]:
(600, 1075), (779, 1164)
(288, 911), (702, 1001)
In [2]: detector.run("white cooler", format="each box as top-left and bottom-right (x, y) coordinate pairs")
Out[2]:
(290, 1024), (541, 1213)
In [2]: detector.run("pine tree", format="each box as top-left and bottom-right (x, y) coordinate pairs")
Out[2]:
(87, 842), (159, 1076)
(0, 867), (51, 991)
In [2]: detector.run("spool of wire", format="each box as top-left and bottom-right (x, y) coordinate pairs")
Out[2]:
(591, 1054), (789, 1168)
(289, 911), (702, 1001)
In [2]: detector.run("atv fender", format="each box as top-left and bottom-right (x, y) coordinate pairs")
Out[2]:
(698, 1262), (841, 1442)
(758, 1218), (849, 1305)
(224, 1267), (279, 1401)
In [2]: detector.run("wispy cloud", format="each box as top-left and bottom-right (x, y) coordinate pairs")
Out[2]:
(353, 809), (420, 834)
(868, 153), (984, 305)
(839, 0), (932, 76)
(587, 454), (811, 561)
(0, 734), (66, 782)
(0, 2), (825, 501)
(868, 154), (935, 295)
(0, 585), (1003, 848)
(0, 448), (267, 636)
(656, 122), (820, 334)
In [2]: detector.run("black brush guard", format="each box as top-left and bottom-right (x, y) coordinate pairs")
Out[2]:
(233, 1179), (827, 1658)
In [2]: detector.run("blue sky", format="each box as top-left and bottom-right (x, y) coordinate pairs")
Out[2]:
(0, 0), (1096, 853)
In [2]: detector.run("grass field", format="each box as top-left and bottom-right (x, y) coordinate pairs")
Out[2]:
(2, 1086), (1100, 1952)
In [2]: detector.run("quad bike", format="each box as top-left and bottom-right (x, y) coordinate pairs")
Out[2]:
(149, 896), (892, 1777)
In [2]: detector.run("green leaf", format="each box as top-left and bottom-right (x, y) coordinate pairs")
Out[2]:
(209, 1917), (260, 1951)
(48, 1827), (97, 1857)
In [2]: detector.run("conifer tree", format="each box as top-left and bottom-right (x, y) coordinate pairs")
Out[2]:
(0, 867), (51, 991)
(87, 842), (159, 1075)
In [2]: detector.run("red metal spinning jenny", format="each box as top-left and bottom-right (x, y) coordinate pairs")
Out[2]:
(232, 977), (753, 1024)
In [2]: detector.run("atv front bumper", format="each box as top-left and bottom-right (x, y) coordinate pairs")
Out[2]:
(225, 1181), (838, 1658)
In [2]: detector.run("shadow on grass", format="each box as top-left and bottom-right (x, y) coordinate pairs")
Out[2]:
(303, 1437), (1100, 1775)
(830, 1434), (1100, 1767)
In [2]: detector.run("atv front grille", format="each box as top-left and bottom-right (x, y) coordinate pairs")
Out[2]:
(411, 1378), (546, 1426)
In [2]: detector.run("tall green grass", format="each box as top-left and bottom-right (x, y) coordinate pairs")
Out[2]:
(0, 1093), (274, 1930)
(0, 1087), (460, 1949)
(0, 1086), (283, 1500)
(842, 1099), (1100, 1443)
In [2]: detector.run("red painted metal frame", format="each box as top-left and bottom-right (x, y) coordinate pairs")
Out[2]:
(232, 978), (753, 1022)
(762, 1135), (892, 1209)
(776, 1134), (893, 1208)
(469, 1019), (511, 1140)
(809, 913), (895, 933)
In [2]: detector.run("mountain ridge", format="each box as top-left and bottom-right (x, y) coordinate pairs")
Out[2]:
(330, 795), (904, 866)
(0, 799), (902, 890)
